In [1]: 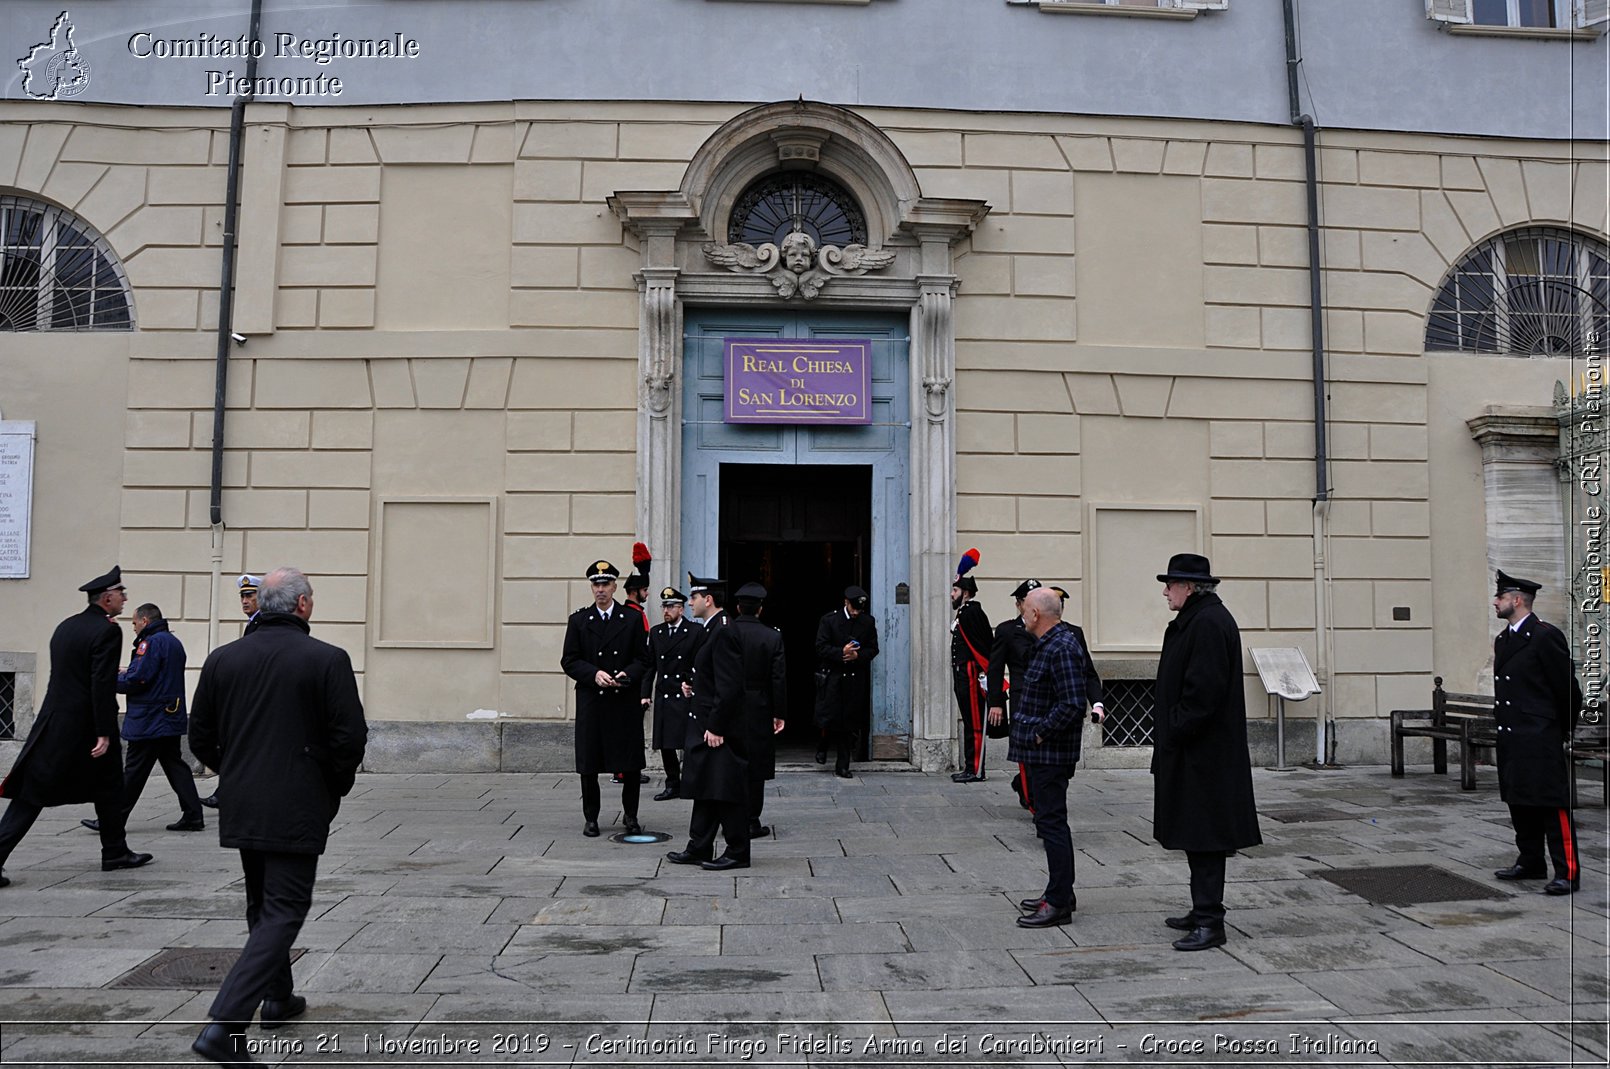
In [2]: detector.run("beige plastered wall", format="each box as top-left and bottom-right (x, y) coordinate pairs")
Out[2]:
(0, 99), (1602, 744)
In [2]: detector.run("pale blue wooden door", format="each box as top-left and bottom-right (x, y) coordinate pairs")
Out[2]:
(682, 310), (911, 747)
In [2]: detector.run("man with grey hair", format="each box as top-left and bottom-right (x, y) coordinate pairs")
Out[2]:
(188, 568), (367, 1064)
(1152, 553), (1260, 951)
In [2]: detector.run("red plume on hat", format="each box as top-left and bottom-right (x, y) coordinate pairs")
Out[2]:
(954, 548), (980, 584)
(632, 541), (652, 579)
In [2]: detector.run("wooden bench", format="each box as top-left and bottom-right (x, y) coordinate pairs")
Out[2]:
(1390, 676), (1497, 791)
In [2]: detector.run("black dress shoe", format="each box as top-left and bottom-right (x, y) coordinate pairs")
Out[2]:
(167, 818), (205, 831)
(666, 849), (711, 865)
(1016, 902), (1073, 928)
(1494, 864), (1547, 881)
(80, 817), (101, 832)
(259, 994), (306, 1028)
(815, 749), (827, 764)
(749, 823), (771, 839)
(952, 772), (985, 783)
(653, 786), (679, 801)
(0, 873), (10, 888)
(701, 855), (750, 871)
(102, 851), (154, 871)
(201, 793), (220, 808)
(582, 821), (600, 838)
(192, 1021), (255, 1065)
(1019, 893), (1075, 913)
(1164, 914), (1195, 931)
(1543, 878), (1579, 895)
(834, 768), (853, 779)
(1172, 926), (1227, 951)
(622, 817), (642, 835)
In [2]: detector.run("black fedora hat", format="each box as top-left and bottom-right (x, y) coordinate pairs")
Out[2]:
(1156, 553), (1217, 584)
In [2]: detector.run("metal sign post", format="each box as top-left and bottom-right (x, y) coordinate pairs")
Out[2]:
(1251, 648), (1322, 772)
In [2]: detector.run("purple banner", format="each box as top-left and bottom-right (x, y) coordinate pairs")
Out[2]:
(723, 338), (872, 425)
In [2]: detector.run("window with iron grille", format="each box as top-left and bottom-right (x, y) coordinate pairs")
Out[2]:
(0, 672), (14, 740)
(0, 195), (134, 332)
(728, 172), (867, 249)
(1426, 227), (1609, 356)
(1101, 678), (1155, 746)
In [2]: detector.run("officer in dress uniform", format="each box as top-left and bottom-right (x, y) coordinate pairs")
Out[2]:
(989, 579), (1041, 809)
(1490, 570), (1583, 895)
(814, 586), (880, 778)
(643, 586), (697, 801)
(559, 560), (650, 838)
(951, 571), (993, 783)
(201, 573), (261, 810)
(615, 546), (653, 786)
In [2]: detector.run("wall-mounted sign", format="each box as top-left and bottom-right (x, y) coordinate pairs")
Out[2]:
(723, 338), (871, 425)
(0, 421), (37, 579)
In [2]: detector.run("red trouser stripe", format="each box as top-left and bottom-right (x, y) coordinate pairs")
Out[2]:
(1558, 808), (1578, 880)
(962, 678), (986, 775)
(1019, 762), (1035, 816)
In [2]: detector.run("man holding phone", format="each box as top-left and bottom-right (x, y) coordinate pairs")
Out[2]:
(560, 560), (651, 838)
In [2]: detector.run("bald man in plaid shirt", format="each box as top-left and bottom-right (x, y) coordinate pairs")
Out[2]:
(1010, 588), (1104, 929)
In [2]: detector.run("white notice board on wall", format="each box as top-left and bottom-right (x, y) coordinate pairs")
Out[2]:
(0, 422), (37, 579)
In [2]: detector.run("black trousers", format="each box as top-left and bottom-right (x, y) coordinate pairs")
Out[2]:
(0, 796), (130, 869)
(748, 775), (767, 826)
(580, 774), (640, 823)
(121, 735), (203, 822)
(1025, 762), (1075, 910)
(686, 797), (748, 860)
(1186, 850), (1229, 929)
(660, 748), (681, 787)
(825, 728), (855, 773)
(1510, 803), (1580, 881)
(953, 669), (987, 777)
(210, 849), (318, 1021)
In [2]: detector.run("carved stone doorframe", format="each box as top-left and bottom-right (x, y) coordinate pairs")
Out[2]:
(609, 102), (987, 769)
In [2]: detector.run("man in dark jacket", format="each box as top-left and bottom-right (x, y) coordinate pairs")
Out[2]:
(670, 582), (785, 870)
(642, 586), (697, 801)
(201, 573), (262, 812)
(1151, 553), (1261, 952)
(560, 559), (650, 838)
(814, 586), (879, 778)
(951, 575), (992, 783)
(81, 602), (202, 835)
(0, 566), (153, 887)
(188, 567), (366, 1064)
(1490, 570), (1583, 895)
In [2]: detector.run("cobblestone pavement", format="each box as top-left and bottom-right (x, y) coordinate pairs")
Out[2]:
(0, 760), (1604, 1067)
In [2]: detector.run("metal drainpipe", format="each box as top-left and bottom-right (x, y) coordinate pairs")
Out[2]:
(1284, 0), (1335, 765)
(207, 0), (263, 655)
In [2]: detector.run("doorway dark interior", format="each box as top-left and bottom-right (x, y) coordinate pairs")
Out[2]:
(720, 463), (871, 761)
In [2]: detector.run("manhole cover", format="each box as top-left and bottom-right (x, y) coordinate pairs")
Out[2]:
(110, 947), (304, 989)
(612, 831), (672, 844)
(1312, 864), (1508, 906)
(1264, 807), (1364, 823)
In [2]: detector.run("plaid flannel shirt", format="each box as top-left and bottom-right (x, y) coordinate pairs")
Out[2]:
(1006, 622), (1088, 766)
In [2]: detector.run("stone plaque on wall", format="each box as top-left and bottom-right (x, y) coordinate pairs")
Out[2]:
(0, 422), (37, 579)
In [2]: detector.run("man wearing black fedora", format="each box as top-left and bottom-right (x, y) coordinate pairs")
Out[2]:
(1490, 570), (1582, 895)
(1152, 553), (1260, 951)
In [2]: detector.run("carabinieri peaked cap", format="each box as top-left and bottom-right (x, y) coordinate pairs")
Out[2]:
(659, 586), (687, 605)
(734, 582), (767, 601)
(586, 560), (620, 582)
(79, 565), (121, 594)
(687, 572), (724, 596)
(1011, 578), (1042, 601)
(1495, 569), (1542, 597)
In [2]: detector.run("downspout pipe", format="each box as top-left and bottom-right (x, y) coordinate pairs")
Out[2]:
(1284, 0), (1336, 765)
(207, 0), (263, 653)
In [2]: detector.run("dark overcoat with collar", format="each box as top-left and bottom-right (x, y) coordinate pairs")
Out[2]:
(681, 611), (747, 802)
(188, 612), (368, 854)
(1493, 614), (1582, 808)
(1, 605), (124, 806)
(813, 608), (879, 730)
(643, 618), (698, 750)
(1150, 591), (1261, 853)
(561, 600), (649, 775)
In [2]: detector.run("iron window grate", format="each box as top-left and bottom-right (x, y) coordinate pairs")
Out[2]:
(1101, 679), (1155, 747)
(0, 672), (13, 740)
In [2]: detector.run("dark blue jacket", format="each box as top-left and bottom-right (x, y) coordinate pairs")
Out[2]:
(117, 618), (187, 740)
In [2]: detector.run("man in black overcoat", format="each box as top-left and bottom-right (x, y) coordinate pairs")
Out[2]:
(0, 566), (152, 887)
(950, 575), (993, 783)
(642, 586), (697, 801)
(187, 567), (366, 1065)
(1490, 570), (1583, 895)
(560, 560), (650, 838)
(670, 582), (785, 870)
(814, 586), (879, 778)
(1151, 553), (1261, 951)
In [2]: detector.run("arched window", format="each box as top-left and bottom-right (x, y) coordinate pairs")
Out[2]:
(727, 171), (868, 248)
(1426, 226), (1608, 356)
(0, 194), (133, 331)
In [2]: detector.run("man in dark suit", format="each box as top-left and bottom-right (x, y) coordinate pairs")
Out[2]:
(202, 573), (261, 812)
(643, 586), (697, 801)
(814, 586), (879, 778)
(560, 560), (650, 837)
(1490, 570), (1583, 895)
(670, 582), (785, 870)
(0, 566), (153, 887)
(187, 567), (366, 1065)
(1152, 553), (1261, 951)
(951, 574), (993, 783)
